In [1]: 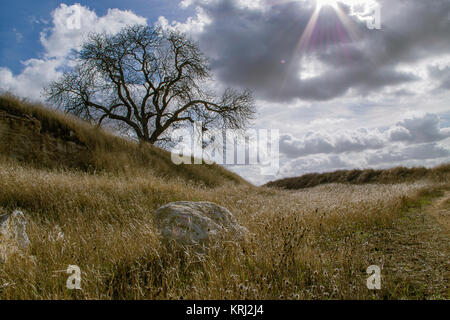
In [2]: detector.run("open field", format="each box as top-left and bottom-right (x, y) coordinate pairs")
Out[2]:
(0, 158), (448, 299)
(0, 96), (449, 299)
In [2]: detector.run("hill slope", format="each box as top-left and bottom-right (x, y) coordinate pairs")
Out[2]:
(0, 94), (245, 187)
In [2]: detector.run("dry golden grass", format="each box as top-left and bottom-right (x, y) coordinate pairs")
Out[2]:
(0, 94), (245, 187)
(0, 94), (448, 299)
(0, 157), (448, 299)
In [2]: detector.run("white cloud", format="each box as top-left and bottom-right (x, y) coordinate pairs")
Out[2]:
(279, 113), (450, 157)
(157, 6), (211, 34)
(278, 154), (351, 177)
(0, 59), (62, 100)
(280, 128), (386, 157)
(230, 112), (450, 184)
(0, 3), (147, 100)
(159, 0), (450, 184)
(272, 140), (450, 181)
(41, 4), (146, 59)
(366, 142), (450, 165)
(390, 113), (450, 143)
(1, 1), (449, 185)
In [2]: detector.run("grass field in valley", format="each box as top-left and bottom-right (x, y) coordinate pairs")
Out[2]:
(0, 158), (448, 299)
(0, 96), (449, 299)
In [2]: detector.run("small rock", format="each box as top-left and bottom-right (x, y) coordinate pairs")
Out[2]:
(0, 210), (30, 262)
(154, 201), (247, 247)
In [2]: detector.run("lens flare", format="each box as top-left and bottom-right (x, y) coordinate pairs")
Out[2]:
(316, 0), (338, 9)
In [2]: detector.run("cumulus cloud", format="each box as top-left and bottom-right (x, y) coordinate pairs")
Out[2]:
(0, 59), (62, 100)
(172, 0), (450, 102)
(41, 4), (147, 58)
(0, 3), (147, 100)
(389, 113), (450, 143)
(273, 140), (450, 181)
(260, 112), (450, 183)
(366, 143), (450, 165)
(279, 154), (350, 177)
(279, 113), (450, 158)
(280, 128), (385, 158)
(1, 1), (449, 184)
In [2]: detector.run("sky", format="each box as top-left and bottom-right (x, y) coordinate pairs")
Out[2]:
(0, 0), (449, 185)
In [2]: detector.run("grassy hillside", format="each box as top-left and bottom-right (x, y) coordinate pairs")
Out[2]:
(265, 165), (450, 190)
(0, 94), (245, 187)
(0, 94), (449, 300)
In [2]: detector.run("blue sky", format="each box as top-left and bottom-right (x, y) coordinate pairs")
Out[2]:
(0, 0), (449, 185)
(0, 1), (192, 74)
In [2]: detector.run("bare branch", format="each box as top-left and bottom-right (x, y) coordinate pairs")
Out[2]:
(44, 25), (256, 145)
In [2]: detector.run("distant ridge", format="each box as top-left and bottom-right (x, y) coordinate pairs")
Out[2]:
(265, 164), (450, 189)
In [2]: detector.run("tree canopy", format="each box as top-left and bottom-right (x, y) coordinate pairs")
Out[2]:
(45, 25), (256, 145)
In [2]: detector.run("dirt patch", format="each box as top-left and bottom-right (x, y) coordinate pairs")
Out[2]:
(367, 189), (450, 299)
(427, 190), (450, 234)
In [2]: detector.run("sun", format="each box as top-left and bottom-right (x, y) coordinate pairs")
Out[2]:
(316, 0), (339, 9)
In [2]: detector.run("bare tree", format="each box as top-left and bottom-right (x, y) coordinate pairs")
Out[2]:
(45, 25), (256, 145)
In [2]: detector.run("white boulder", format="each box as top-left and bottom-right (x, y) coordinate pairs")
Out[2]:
(154, 201), (247, 246)
(0, 210), (30, 262)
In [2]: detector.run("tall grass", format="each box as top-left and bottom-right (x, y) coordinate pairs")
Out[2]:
(0, 94), (245, 187)
(0, 158), (447, 299)
(0, 94), (449, 299)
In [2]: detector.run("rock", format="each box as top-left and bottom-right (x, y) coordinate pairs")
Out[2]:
(154, 201), (247, 247)
(0, 211), (30, 262)
(0, 109), (89, 169)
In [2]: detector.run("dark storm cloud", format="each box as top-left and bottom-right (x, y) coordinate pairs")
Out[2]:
(374, 0), (450, 63)
(184, 0), (450, 102)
